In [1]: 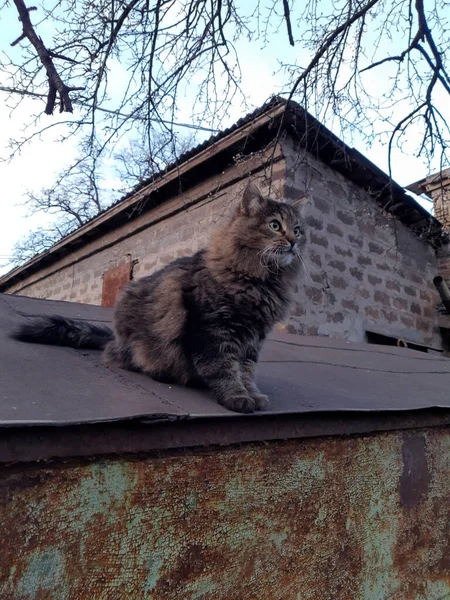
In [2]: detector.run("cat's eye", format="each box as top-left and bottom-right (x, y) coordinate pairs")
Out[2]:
(293, 226), (302, 237)
(269, 220), (281, 232)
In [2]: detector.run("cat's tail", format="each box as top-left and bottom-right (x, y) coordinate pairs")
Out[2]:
(11, 315), (114, 350)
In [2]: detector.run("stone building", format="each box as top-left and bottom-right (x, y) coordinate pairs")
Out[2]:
(407, 168), (450, 352)
(407, 168), (450, 283)
(0, 98), (447, 350)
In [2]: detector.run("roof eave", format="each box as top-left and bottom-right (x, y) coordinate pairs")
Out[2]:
(0, 100), (289, 290)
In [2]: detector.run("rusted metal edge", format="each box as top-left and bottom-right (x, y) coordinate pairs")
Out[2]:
(3, 405), (450, 429)
(1, 408), (450, 465)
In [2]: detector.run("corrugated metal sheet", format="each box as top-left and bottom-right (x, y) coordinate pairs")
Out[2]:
(1, 428), (449, 599)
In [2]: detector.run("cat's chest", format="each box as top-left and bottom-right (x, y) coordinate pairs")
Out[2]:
(227, 284), (287, 325)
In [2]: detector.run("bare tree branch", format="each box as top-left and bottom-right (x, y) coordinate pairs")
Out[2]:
(282, 0), (295, 47)
(0, 0), (449, 270)
(11, 0), (83, 113)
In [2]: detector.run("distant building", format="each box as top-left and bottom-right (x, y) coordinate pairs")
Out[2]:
(0, 98), (447, 350)
(407, 168), (450, 352)
(407, 168), (450, 284)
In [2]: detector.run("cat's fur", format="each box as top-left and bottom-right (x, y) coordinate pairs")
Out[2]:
(12, 182), (306, 413)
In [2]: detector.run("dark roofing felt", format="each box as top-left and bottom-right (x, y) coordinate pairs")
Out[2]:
(1, 293), (450, 463)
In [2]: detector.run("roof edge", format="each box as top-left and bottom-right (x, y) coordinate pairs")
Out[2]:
(1, 96), (447, 290)
(0, 98), (289, 290)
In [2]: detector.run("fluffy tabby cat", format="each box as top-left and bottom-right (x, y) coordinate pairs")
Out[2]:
(13, 182), (306, 413)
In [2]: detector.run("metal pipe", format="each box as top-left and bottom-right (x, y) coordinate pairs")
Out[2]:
(433, 276), (450, 312)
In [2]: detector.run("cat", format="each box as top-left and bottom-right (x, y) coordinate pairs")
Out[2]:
(12, 181), (306, 413)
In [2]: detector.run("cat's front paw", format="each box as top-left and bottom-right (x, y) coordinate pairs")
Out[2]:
(250, 393), (269, 411)
(221, 395), (256, 413)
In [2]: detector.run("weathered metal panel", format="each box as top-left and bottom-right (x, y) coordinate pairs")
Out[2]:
(101, 260), (131, 307)
(1, 427), (449, 599)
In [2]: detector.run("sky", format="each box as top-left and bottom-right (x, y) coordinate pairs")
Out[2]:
(0, 0), (446, 275)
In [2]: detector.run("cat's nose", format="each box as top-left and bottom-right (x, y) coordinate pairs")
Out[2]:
(290, 240), (297, 249)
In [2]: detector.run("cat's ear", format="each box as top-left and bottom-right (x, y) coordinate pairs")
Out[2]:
(291, 195), (309, 215)
(240, 181), (267, 216)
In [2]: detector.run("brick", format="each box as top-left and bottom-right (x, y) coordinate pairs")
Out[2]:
(360, 222), (376, 236)
(283, 184), (301, 200)
(386, 279), (401, 292)
(326, 292), (337, 306)
(309, 251), (322, 267)
(400, 315), (415, 328)
(329, 259), (346, 273)
(342, 299), (358, 312)
(357, 255), (372, 267)
(310, 271), (325, 284)
(328, 181), (346, 199)
(309, 232), (329, 248)
(360, 289), (371, 300)
(368, 274), (382, 286)
(313, 196), (332, 214)
(350, 267), (363, 281)
(305, 215), (324, 230)
(404, 285), (417, 297)
(305, 326), (319, 336)
(334, 245), (352, 258)
(423, 306), (435, 319)
(368, 242), (384, 255)
(293, 304), (306, 317)
(382, 309), (398, 324)
(331, 276), (348, 290)
(416, 317), (432, 332)
(348, 234), (363, 249)
(327, 312), (345, 323)
(374, 290), (390, 306)
(365, 307), (380, 320)
(336, 210), (355, 226)
(305, 286), (323, 304)
(376, 262), (390, 272)
(327, 223), (344, 237)
(410, 272), (424, 285)
(410, 302), (421, 315)
(393, 297), (408, 310)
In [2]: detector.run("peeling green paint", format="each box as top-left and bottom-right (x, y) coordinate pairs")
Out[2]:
(16, 547), (69, 600)
(1, 428), (449, 599)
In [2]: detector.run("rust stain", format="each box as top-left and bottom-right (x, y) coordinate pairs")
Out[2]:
(399, 433), (431, 509)
(101, 260), (131, 308)
(0, 428), (449, 599)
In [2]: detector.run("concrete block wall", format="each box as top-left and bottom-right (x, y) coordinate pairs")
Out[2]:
(5, 141), (442, 349)
(281, 138), (441, 349)
(437, 246), (450, 284)
(6, 157), (285, 306)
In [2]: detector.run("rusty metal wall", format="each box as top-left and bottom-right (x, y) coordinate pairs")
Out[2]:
(1, 427), (449, 599)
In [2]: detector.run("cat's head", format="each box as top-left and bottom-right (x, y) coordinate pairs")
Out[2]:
(230, 181), (307, 269)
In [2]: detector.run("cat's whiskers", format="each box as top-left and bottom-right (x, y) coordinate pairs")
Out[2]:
(257, 243), (279, 274)
(294, 248), (312, 283)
